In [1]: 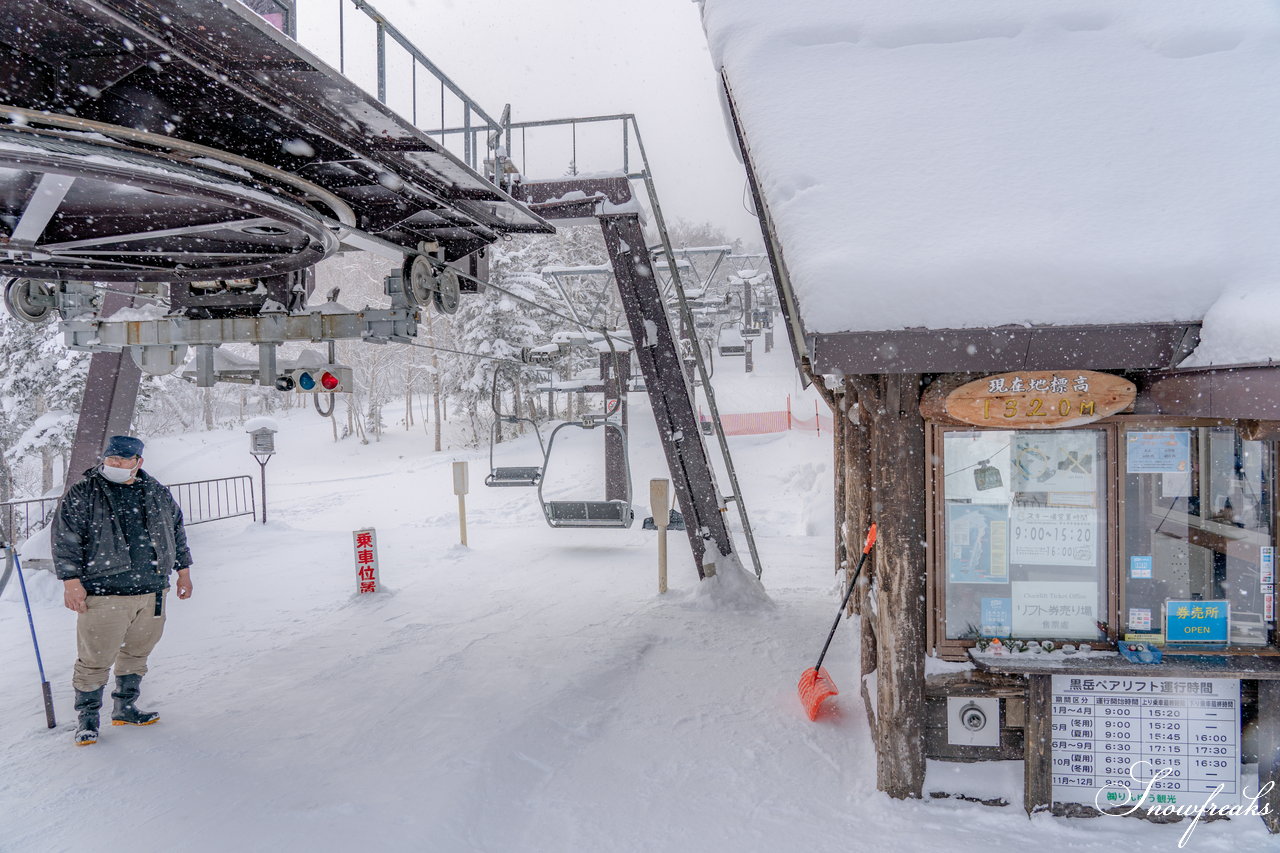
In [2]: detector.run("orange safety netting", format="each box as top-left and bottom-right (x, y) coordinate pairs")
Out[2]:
(696, 401), (834, 437)
(790, 413), (834, 434)
(714, 410), (792, 436)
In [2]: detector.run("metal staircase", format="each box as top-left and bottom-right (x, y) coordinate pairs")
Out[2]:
(509, 115), (763, 580)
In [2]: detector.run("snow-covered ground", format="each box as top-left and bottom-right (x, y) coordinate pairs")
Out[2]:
(1, 341), (1271, 851)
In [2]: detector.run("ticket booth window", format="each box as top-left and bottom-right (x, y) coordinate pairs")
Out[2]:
(942, 429), (1108, 642)
(1121, 426), (1275, 646)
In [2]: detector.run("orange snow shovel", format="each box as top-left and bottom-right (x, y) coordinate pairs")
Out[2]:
(798, 523), (877, 721)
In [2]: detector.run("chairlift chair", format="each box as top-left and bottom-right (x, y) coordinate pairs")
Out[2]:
(537, 412), (634, 529)
(717, 325), (747, 357)
(484, 369), (546, 488)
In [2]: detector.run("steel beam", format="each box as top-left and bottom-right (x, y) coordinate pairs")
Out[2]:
(600, 351), (629, 503)
(599, 213), (732, 578)
(66, 286), (142, 488)
(61, 307), (421, 352)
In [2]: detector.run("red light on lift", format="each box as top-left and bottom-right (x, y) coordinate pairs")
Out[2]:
(321, 371), (340, 391)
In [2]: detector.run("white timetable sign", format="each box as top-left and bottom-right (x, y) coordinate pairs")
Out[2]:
(1050, 675), (1240, 809)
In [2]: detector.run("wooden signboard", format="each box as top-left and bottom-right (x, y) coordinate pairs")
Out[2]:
(945, 370), (1135, 429)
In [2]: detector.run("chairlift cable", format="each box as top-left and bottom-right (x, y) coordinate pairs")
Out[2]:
(399, 339), (537, 369)
(437, 257), (633, 344)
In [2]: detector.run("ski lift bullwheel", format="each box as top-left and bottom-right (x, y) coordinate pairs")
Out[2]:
(0, 129), (337, 283)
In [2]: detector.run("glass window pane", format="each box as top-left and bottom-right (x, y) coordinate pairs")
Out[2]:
(943, 429), (1107, 642)
(1122, 427), (1274, 646)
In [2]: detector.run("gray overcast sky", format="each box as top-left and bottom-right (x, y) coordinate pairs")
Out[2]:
(299, 0), (760, 245)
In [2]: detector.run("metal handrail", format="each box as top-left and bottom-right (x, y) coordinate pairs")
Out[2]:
(0, 496), (60, 547)
(287, 0), (503, 173)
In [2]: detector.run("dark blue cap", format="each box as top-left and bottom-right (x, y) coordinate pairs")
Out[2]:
(103, 435), (144, 458)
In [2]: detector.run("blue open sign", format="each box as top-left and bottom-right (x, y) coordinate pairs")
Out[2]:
(1165, 599), (1229, 644)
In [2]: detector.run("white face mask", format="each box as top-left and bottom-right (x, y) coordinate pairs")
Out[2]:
(100, 462), (138, 483)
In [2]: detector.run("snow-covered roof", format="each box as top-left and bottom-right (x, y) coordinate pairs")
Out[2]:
(700, 1), (1280, 365)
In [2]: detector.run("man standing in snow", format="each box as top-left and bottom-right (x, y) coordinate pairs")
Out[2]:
(52, 435), (193, 746)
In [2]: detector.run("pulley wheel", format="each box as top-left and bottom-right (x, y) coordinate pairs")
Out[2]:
(403, 254), (435, 310)
(2, 278), (55, 323)
(433, 268), (461, 315)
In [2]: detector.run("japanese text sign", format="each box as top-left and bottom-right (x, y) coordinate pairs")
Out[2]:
(1050, 675), (1241, 810)
(1126, 431), (1191, 474)
(353, 528), (379, 595)
(1165, 599), (1228, 644)
(945, 370), (1135, 429)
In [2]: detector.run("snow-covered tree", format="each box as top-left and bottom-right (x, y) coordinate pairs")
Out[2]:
(0, 313), (89, 497)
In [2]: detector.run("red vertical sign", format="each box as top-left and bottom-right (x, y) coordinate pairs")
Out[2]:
(353, 528), (379, 594)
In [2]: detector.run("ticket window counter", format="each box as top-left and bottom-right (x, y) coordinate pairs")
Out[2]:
(931, 421), (1278, 658)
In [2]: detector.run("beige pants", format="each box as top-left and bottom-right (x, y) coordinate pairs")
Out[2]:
(72, 591), (168, 692)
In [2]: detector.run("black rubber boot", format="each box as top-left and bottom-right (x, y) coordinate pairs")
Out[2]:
(74, 687), (103, 746)
(111, 673), (160, 726)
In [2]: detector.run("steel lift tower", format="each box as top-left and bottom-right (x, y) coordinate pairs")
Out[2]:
(0, 0), (758, 580)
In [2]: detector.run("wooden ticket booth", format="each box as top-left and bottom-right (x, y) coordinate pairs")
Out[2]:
(789, 359), (1280, 832)
(697, 0), (1280, 830)
(916, 366), (1280, 827)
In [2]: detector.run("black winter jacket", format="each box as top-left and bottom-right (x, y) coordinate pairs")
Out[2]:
(52, 468), (193, 583)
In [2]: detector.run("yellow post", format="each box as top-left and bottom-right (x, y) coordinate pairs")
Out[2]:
(650, 478), (670, 594)
(453, 461), (469, 546)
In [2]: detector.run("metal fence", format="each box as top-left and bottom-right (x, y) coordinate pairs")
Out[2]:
(0, 475), (256, 547)
(169, 476), (257, 526)
(0, 496), (60, 546)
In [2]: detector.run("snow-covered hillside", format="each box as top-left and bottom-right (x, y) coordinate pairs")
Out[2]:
(0, 342), (1270, 851)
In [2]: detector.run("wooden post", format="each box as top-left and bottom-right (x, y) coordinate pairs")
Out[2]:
(1024, 674), (1053, 815)
(452, 461), (468, 547)
(832, 387), (846, 577)
(844, 378), (878, 734)
(651, 478), (670, 594)
(1260, 680), (1280, 832)
(867, 373), (927, 800)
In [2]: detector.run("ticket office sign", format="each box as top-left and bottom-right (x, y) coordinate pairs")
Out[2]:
(1050, 676), (1240, 810)
(945, 370), (1136, 429)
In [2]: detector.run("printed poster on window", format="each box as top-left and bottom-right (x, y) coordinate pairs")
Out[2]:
(1010, 505), (1098, 567)
(1010, 432), (1098, 493)
(946, 504), (1009, 584)
(1011, 581), (1099, 638)
(1127, 430), (1191, 474)
(981, 597), (1013, 637)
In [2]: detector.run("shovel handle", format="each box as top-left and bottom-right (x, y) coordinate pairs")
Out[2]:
(813, 523), (877, 672)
